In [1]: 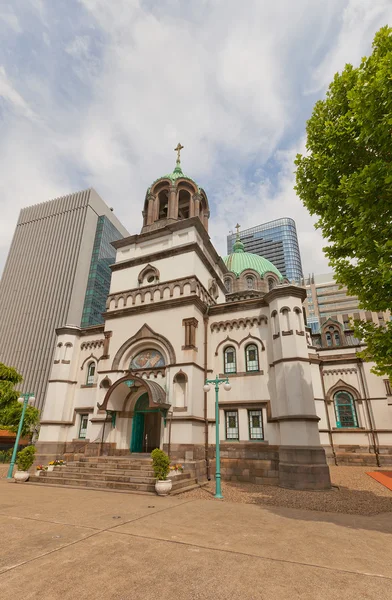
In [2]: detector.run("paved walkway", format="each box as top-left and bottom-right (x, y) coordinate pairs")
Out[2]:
(1, 480), (392, 600)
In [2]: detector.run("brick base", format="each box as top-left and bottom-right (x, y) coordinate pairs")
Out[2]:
(279, 446), (331, 490)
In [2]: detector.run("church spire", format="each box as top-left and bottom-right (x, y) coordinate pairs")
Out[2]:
(173, 143), (184, 176)
(233, 223), (245, 253)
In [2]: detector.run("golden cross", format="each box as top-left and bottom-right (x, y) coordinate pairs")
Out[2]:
(174, 142), (184, 163)
(235, 223), (241, 236)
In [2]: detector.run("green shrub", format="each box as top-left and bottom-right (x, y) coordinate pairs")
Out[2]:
(151, 448), (170, 481)
(0, 449), (12, 463)
(16, 445), (36, 471)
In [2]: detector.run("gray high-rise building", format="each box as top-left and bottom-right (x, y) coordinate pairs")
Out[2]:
(227, 218), (303, 282)
(0, 188), (129, 411)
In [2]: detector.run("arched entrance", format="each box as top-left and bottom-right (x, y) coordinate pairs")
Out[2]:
(130, 392), (162, 453)
(98, 374), (170, 455)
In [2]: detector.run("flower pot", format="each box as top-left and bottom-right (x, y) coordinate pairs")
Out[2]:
(14, 471), (30, 483)
(47, 465), (54, 472)
(155, 479), (172, 496)
(35, 471), (42, 477)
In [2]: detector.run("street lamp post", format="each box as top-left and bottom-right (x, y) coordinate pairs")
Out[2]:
(203, 375), (231, 499)
(7, 393), (35, 479)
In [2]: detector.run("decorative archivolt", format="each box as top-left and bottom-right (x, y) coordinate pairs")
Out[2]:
(325, 378), (361, 402)
(210, 315), (268, 333)
(112, 323), (176, 370)
(81, 339), (104, 350)
(106, 275), (215, 311)
(80, 354), (100, 370)
(214, 333), (264, 356)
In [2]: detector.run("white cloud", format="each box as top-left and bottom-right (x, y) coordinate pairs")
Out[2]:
(1, 0), (392, 278)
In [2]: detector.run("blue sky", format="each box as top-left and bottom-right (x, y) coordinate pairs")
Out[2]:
(1, 0), (392, 275)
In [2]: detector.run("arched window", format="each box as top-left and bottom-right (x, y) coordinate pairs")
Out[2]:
(334, 391), (358, 428)
(224, 346), (236, 374)
(268, 278), (275, 291)
(245, 344), (259, 372)
(158, 190), (169, 219)
(224, 278), (232, 293)
(281, 308), (290, 331)
(246, 277), (255, 290)
(86, 362), (96, 386)
(173, 372), (187, 407)
(326, 332), (332, 347)
(178, 190), (190, 219)
(334, 332), (341, 346)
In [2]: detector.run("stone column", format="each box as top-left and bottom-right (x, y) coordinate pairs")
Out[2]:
(266, 286), (331, 490)
(168, 186), (177, 219)
(146, 194), (155, 225)
(193, 193), (201, 219)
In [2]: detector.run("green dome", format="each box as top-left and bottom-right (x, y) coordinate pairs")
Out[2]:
(147, 160), (199, 193)
(223, 244), (283, 280)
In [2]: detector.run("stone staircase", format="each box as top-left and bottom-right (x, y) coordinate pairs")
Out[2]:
(31, 455), (201, 495)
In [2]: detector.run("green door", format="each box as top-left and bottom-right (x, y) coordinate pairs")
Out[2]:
(131, 412), (145, 452)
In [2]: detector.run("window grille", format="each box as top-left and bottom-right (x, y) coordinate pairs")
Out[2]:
(224, 347), (236, 374)
(245, 344), (259, 372)
(334, 391), (358, 428)
(248, 410), (263, 440)
(225, 410), (239, 440)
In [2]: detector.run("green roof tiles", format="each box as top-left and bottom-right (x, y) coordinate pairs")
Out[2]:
(147, 163), (199, 193)
(223, 249), (283, 279)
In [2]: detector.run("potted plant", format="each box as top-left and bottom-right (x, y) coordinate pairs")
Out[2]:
(14, 445), (36, 482)
(35, 464), (47, 477)
(151, 448), (172, 496)
(47, 461), (55, 471)
(53, 459), (65, 466)
(169, 463), (184, 477)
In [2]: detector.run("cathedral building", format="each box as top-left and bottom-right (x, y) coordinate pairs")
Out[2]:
(37, 149), (392, 490)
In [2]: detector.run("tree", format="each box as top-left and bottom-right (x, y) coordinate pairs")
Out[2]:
(0, 363), (39, 436)
(295, 26), (392, 379)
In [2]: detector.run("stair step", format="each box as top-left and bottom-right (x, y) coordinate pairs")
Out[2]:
(27, 481), (154, 496)
(34, 476), (156, 492)
(171, 482), (208, 495)
(41, 472), (156, 484)
(55, 467), (155, 477)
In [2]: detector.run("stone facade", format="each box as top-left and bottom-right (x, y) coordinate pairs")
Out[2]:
(37, 158), (392, 489)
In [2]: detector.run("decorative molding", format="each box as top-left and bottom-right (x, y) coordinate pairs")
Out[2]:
(210, 315), (268, 333)
(273, 333), (280, 339)
(81, 339), (104, 350)
(214, 335), (239, 356)
(325, 378), (361, 403)
(269, 357), (311, 367)
(219, 371), (264, 378)
(279, 306), (291, 313)
(111, 323), (176, 369)
(209, 298), (268, 316)
(48, 379), (77, 384)
(264, 285), (306, 303)
(281, 330), (293, 336)
(323, 368), (358, 375)
(104, 294), (207, 320)
(106, 275), (215, 311)
(296, 330), (305, 336)
(61, 360), (71, 364)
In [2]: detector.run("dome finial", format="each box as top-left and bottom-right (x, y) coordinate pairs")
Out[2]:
(174, 142), (184, 166)
(233, 223), (245, 253)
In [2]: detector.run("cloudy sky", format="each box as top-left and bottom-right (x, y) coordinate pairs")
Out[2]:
(1, 0), (391, 276)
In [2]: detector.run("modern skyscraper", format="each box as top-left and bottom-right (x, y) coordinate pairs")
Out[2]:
(227, 218), (303, 282)
(303, 272), (390, 335)
(0, 188), (129, 410)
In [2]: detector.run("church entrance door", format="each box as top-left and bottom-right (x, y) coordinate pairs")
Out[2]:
(130, 393), (161, 453)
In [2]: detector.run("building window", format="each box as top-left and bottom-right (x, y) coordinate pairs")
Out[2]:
(334, 391), (358, 428)
(384, 379), (392, 396)
(268, 278), (275, 291)
(78, 414), (89, 439)
(246, 277), (255, 290)
(245, 344), (259, 372)
(86, 362), (96, 386)
(224, 278), (232, 293)
(182, 318), (198, 349)
(224, 346), (236, 374)
(334, 332), (341, 346)
(225, 410), (239, 440)
(248, 410), (263, 440)
(326, 332), (332, 347)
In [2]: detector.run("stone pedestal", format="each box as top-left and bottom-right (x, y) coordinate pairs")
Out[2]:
(278, 446), (331, 490)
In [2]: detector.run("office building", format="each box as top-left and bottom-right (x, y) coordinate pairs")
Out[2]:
(227, 218), (303, 282)
(303, 272), (390, 335)
(0, 188), (129, 410)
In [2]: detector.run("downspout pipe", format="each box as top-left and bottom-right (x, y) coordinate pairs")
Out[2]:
(358, 359), (380, 467)
(204, 305), (211, 480)
(319, 364), (338, 466)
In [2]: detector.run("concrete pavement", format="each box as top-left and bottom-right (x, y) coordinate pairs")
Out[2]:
(0, 480), (391, 599)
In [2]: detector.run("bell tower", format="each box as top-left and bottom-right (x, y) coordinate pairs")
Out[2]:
(142, 144), (210, 233)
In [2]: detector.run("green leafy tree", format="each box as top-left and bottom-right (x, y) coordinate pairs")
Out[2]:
(295, 26), (392, 379)
(0, 363), (39, 436)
